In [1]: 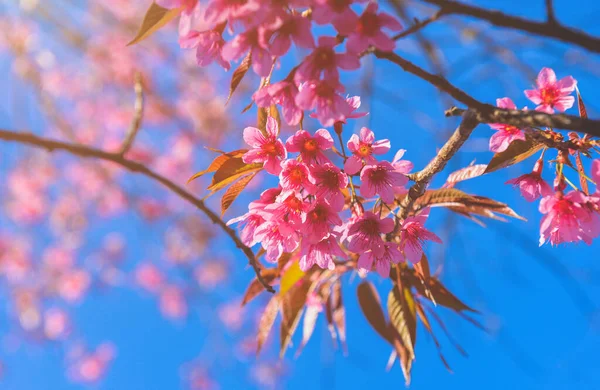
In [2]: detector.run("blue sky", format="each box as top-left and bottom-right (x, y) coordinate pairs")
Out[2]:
(1, 0), (600, 389)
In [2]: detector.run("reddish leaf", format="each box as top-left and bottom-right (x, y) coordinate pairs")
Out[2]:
(127, 3), (181, 46)
(407, 273), (478, 313)
(356, 281), (391, 343)
(329, 281), (346, 353)
(227, 52), (252, 104)
(387, 284), (417, 359)
(280, 279), (312, 357)
(241, 268), (278, 306)
(577, 86), (588, 119)
(296, 303), (320, 357)
(391, 333), (413, 386)
(221, 171), (258, 216)
(484, 135), (543, 173)
(445, 164), (487, 187)
(414, 253), (431, 281)
(256, 296), (280, 355)
(575, 153), (589, 195)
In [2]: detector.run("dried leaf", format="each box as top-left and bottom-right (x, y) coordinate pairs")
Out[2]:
(356, 281), (391, 343)
(575, 153), (589, 195)
(329, 281), (346, 353)
(221, 171), (259, 216)
(296, 304), (320, 356)
(445, 164), (487, 187)
(414, 188), (525, 222)
(408, 273), (478, 313)
(391, 333), (413, 386)
(127, 3), (181, 46)
(485, 135), (543, 173)
(227, 52), (252, 104)
(208, 157), (262, 192)
(242, 268), (278, 306)
(577, 86), (588, 119)
(257, 296), (280, 355)
(279, 260), (305, 297)
(187, 149), (247, 184)
(414, 253), (431, 281)
(388, 284), (417, 359)
(280, 279), (312, 357)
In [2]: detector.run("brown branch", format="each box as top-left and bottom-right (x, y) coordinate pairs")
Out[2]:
(419, 0), (600, 53)
(391, 9), (448, 40)
(119, 71), (144, 156)
(0, 129), (276, 293)
(372, 49), (484, 109)
(399, 111), (479, 220)
(371, 50), (600, 136)
(545, 0), (557, 24)
(445, 106), (600, 137)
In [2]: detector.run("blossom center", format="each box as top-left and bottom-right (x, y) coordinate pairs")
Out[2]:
(262, 142), (278, 155)
(368, 167), (388, 184)
(303, 139), (318, 153)
(284, 195), (303, 212)
(289, 168), (305, 183)
(357, 143), (371, 157)
(540, 87), (558, 105)
(314, 48), (334, 69)
(357, 13), (380, 36)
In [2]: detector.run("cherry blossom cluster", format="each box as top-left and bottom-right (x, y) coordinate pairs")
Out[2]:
(486, 67), (600, 246)
(160, 0), (403, 127)
(228, 117), (442, 276)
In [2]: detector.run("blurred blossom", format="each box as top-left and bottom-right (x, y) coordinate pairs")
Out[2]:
(135, 263), (164, 293)
(68, 343), (115, 384)
(160, 286), (188, 320)
(43, 308), (70, 340)
(58, 270), (91, 303)
(217, 301), (244, 331)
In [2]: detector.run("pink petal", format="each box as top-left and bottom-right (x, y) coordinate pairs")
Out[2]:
(243, 126), (265, 147)
(537, 67), (557, 88)
(524, 89), (542, 104)
(359, 127), (375, 144)
(344, 156), (363, 175)
(556, 76), (577, 93)
(265, 116), (279, 137)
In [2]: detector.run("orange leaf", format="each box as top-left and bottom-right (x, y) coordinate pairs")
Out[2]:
(127, 3), (181, 46)
(356, 281), (391, 343)
(227, 52), (252, 104)
(484, 135), (543, 173)
(208, 157), (262, 192)
(280, 279), (312, 357)
(221, 171), (258, 216)
(256, 296), (280, 355)
(241, 268), (278, 306)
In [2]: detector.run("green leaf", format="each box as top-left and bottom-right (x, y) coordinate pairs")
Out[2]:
(484, 135), (543, 173)
(221, 171), (258, 216)
(127, 3), (181, 46)
(226, 52), (252, 104)
(387, 284), (417, 360)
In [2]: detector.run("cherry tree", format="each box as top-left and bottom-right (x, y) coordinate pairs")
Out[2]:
(0, 0), (599, 387)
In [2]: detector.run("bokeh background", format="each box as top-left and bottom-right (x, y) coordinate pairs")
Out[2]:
(1, 0), (600, 389)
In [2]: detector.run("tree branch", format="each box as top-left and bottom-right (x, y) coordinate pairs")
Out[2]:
(400, 111), (479, 219)
(391, 9), (448, 40)
(418, 0), (600, 53)
(0, 129), (275, 293)
(119, 71), (144, 156)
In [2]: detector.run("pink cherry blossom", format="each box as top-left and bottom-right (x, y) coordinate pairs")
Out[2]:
(312, 0), (362, 35)
(59, 270), (91, 303)
(44, 308), (71, 340)
(227, 211), (267, 246)
(294, 36), (360, 83)
(309, 94), (368, 122)
(295, 80), (354, 127)
(311, 163), (348, 211)
(506, 159), (552, 202)
(279, 159), (316, 193)
(222, 29), (272, 76)
(242, 116), (287, 175)
(488, 98), (527, 153)
(398, 212), (442, 263)
(285, 129), (334, 164)
(69, 343), (115, 384)
(264, 192), (308, 226)
(156, 0), (198, 11)
(346, 212), (394, 257)
(539, 191), (600, 245)
(179, 29), (230, 70)
(261, 13), (315, 56)
(253, 81), (302, 125)
(357, 242), (402, 277)
(303, 201), (343, 243)
(299, 234), (346, 271)
(204, 0), (260, 25)
(360, 161), (407, 204)
(253, 220), (300, 262)
(344, 127), (391, 174)
(135, 263), (164, 293)
(160, 285), (188, 319)
(524, 67), (577, 113)
(346, 3), (402, 54)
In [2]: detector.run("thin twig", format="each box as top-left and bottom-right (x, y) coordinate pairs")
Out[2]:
(545, 0), (557, 24)
(0, 129), (276, 293)
(419, 0), (600, 53)
(391, 9), (447, 40)
(119, 72), (144, 156)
